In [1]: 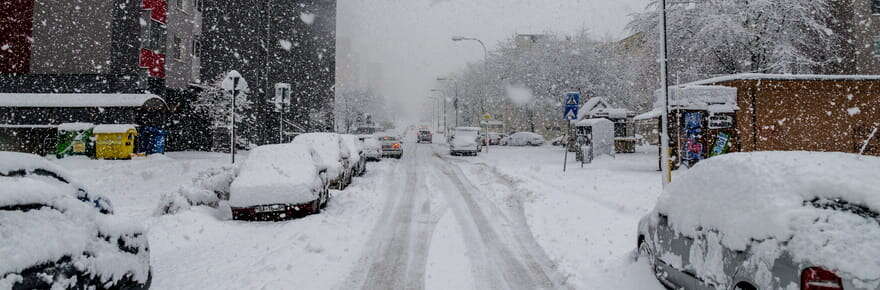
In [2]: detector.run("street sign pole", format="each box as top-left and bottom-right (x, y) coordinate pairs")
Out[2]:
(231, 77), (239, 164)
(659, 0), (672, 187)
(562, 92), (581, 172)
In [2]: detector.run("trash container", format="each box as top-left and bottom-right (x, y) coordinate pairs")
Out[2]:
(94, 124), (138, 159)
(55, 123), (95, 159)
(136, 126), (168, 155)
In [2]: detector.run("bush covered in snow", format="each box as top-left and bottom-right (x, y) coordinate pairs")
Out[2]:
(155, 165), (236, 216)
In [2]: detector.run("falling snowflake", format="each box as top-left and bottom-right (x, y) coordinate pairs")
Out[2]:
(300, 13), (316, 25)
(278, 39), (292, 51)
(847, 107), (861, 116)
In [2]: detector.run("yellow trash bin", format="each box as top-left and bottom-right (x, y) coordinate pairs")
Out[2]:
(94, 124), (138, 159)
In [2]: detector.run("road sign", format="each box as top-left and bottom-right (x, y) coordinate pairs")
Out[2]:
(482, 113), (493, 120)
(564, 92), (580, 120)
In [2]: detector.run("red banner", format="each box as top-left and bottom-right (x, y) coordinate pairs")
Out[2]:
(139, 48), (166, 78)
(142, 0), (167, 24)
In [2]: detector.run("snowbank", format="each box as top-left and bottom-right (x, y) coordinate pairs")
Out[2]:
(657, 151), (880, 282)
(229, 144), (324, 207)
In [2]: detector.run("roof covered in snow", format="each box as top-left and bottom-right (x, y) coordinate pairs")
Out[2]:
(93, 124), (137, 134)
(653, 85), (738, 112)
(656, 151), (880, 281)
(682, 73), (880, 86)
(0, 93), (166, 108)
(58, 123), (95, 132)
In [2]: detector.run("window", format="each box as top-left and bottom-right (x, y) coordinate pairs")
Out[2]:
(875, 37), (880, 57)
(195, 0), (202, 12)
(173, 36), (183, 60)
(175, 0), (184, 10)
(192, 36), (201, 57)
(873, 0), (880, 15)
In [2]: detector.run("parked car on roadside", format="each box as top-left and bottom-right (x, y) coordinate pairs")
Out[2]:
(341, 134), (367, 176)
(0, 152), (152, 289)
(379, 135), (403, 159)
(481, 132), (504, 146)
(292, 133), (353, 189)
(449, 127), (482, 156)
(417, 130), (433, 143)
(229, 144), (330, 221)
(637, 151), (880, 290)
(359, 135), (382, 161)
(505, 132), (545, 146)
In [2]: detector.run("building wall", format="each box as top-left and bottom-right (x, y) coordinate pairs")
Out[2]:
(164, 0), (201, 89)
(29, 0), (114, 74)
(721, 79), (880, 156)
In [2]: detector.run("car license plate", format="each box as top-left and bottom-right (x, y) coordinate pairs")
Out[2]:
(254, 205), (285, 213)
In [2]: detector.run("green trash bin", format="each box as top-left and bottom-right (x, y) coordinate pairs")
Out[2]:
(56, 123), (95, 159)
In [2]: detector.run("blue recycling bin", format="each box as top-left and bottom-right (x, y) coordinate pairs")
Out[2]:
(136, 126), (168, 155)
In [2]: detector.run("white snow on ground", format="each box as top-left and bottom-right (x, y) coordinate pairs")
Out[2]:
(51, 152), (396, 289)
(451, 145), (666, 289)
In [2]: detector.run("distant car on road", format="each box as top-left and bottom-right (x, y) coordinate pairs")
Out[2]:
(293, 133), (353, 189)
(505, 132), (545, 146)
(359, 135), (382, 161)
(0, 152), (152, 289)
(637, 152), (880, 290)
(417, 130), (433, 143)
(379, 135), (403, 159)
(449, 127), (482, 156)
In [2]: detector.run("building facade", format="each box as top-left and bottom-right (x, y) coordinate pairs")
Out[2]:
(201, 0), (337, 145)
(0, 0), (203, 153)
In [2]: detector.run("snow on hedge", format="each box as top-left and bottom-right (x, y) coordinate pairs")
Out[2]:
(292, 133), (346, 178)
(656, 151), (880, 283)
(228, 144), (324, 207)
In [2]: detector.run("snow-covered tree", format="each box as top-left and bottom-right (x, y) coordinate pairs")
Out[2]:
(627, 0), (838, 82)
(194, 74), (256, 148)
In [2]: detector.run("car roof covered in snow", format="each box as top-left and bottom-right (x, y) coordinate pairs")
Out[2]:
(656, 151), (880, 280)
(0, 152), (70, 178)
(229, 143), (325, 207)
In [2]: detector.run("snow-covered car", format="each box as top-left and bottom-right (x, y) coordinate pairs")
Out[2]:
(359, 135), (382, 161)
(0, 152), (151, 289)
(379, 135), (403, 159)
(292, 133), (353, 189)
(229, 144), (330, 221)
(341, 134), (367, 177)
(449, 127), (482, 156)
(480, 132), (503, 146)
(637, 151), (880, 290)
(505, 132), (545, 146)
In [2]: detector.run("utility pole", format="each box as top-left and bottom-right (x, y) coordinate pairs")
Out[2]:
(660, 0), (672, 187)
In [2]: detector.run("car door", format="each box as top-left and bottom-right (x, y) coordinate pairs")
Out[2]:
(654, 213), (696, 289)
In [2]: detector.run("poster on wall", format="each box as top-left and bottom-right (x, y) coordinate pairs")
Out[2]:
(710, 132), (731, 157)
(681, 112), (704, 166)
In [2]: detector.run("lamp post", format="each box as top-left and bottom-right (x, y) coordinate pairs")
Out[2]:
(437, 77), (458, 133)
(659, 0), (672, 187)
(452, 36), (491, 152)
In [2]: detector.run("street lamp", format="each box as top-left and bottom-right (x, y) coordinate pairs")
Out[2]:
(452, 36), (492, 152)
(659, 0), (672, 187)
(436, 77), (459, 129)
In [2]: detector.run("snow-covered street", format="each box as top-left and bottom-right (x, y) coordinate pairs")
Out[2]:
(45, 140), (666, 289)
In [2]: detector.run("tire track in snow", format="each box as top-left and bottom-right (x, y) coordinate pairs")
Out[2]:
(434, 153), (571, 290)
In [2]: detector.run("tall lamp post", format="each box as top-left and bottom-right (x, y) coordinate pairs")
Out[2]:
(437, 77), (458, 132)
(451, 36), (491, 152)
(659, 0), (673, 187)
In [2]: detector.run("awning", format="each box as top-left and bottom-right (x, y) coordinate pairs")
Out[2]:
(0, 93), (166, 109)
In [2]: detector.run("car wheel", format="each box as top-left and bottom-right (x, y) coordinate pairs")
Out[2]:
(638, 238), (656, 270)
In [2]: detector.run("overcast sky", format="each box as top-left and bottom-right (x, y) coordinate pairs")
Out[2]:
(336, 0), (650, 113)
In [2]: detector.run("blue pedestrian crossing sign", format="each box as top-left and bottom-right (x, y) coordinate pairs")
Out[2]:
(563, 92), (580, 120)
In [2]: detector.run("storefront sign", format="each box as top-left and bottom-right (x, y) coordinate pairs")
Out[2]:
(708, 115), (733, 129)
